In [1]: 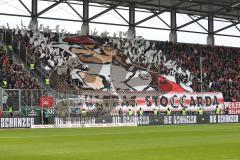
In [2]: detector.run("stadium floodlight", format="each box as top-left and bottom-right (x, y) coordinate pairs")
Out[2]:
(231, 2), (240, 7)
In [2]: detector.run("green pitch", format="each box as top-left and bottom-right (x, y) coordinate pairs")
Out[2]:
(1, 124), (240, 160)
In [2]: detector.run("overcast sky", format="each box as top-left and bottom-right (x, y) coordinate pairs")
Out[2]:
(1, 0), (240, 47)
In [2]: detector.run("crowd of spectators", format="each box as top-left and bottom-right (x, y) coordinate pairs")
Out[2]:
(106, 36), (240, 102)
(160, 42), (240, 102)
(0, 46), (40, 89)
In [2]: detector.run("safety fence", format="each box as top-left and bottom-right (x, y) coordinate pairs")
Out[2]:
(0, 114), (239, 128)
(0, 88), (239, 116)
(0, 88), (164, 118)
(0, 89), (55, 111)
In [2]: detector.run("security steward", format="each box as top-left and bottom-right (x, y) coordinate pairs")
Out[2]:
(181, 108), (187, 115)
(153, 108), (158, 116)
(3, 79), (8, 88)
(198, 108), (203, 115)
(128, 108), (133, 116)
(139, 108), (144, 116)
(166, 108), (171, 115)
(8, 103), (14, 117)
(215, 106), (221, 114)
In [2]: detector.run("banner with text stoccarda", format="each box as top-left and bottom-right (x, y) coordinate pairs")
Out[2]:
(133, 92), (224, 111)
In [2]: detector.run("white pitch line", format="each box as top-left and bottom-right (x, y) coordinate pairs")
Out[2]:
(0, 130), (163, 139)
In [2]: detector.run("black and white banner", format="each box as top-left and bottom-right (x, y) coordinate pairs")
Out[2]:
(1, 115), (240, 128)
(209, 115), (239, 123)
(53, 115), (240, 126)
(0, 118), (34, 128)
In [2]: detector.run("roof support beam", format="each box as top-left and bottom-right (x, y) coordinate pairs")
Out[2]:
(82, 0), (89, 35)
(176, 7), (234, 33)
(19, 0), (31, 14)
(83, 0), (89, 23)
(140, 0), (156, 4)
(169, 8), (177, 43)
(37, 0), (63, 17)
(113, 9), (129, 24)
(2, 10), (240, 39)
(177, 16), (205, 30)
(208, 15), (214, 34)
(0, 12), (30, 18)
(129, 3), (135, 29)
(135, 10), (165, 26)
(234, 24), (240, 32)
(188, 15), (208, 32)
(135, 1), (184, 26)
(156, 15), (171, 28)
(35, 0), (240, 21)
(214, 22), (240, 33)
(31, 0), (38, 22)
(98, 3), (129, 24)
(180, 3), (203, 10)
(170, 8), (177, 32)
(128, 3), (135, 37)
(89, 3), (120, 21)
(66, 1), (83, 20)
(207, 15), (214, 45)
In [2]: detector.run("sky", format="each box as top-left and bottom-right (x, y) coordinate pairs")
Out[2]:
(1, 0), (240, 47)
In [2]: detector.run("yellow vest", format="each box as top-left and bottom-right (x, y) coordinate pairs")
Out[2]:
(82, 110), (87, 116)
(8, 106), (13, 113)
(30, 64), (35, 70)
(216, 108), (220, 114)
(129, 110), (133, 116)
(182, 109), (186, 115)
(8, 45), (12, 50)
(3, 80), (7, 88)
(166, 110), (171, 115)
(45, 79), (50, 85)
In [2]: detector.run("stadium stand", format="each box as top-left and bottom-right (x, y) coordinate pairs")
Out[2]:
(105, 36), (240, 101)
(12, 27), (240, 102)
(0, 46), (40, 89)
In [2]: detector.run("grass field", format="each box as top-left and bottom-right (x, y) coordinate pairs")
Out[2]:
(1, 124), (240, 160)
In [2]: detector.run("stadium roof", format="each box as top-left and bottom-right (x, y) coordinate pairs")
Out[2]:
(88, 0), (240, 21)
(1, 0), (240, 43)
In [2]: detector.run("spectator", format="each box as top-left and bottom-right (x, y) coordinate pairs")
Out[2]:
(0, 107), (3, 118)
(0, 49), (40, 89)
(8, 102), (13, 117)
